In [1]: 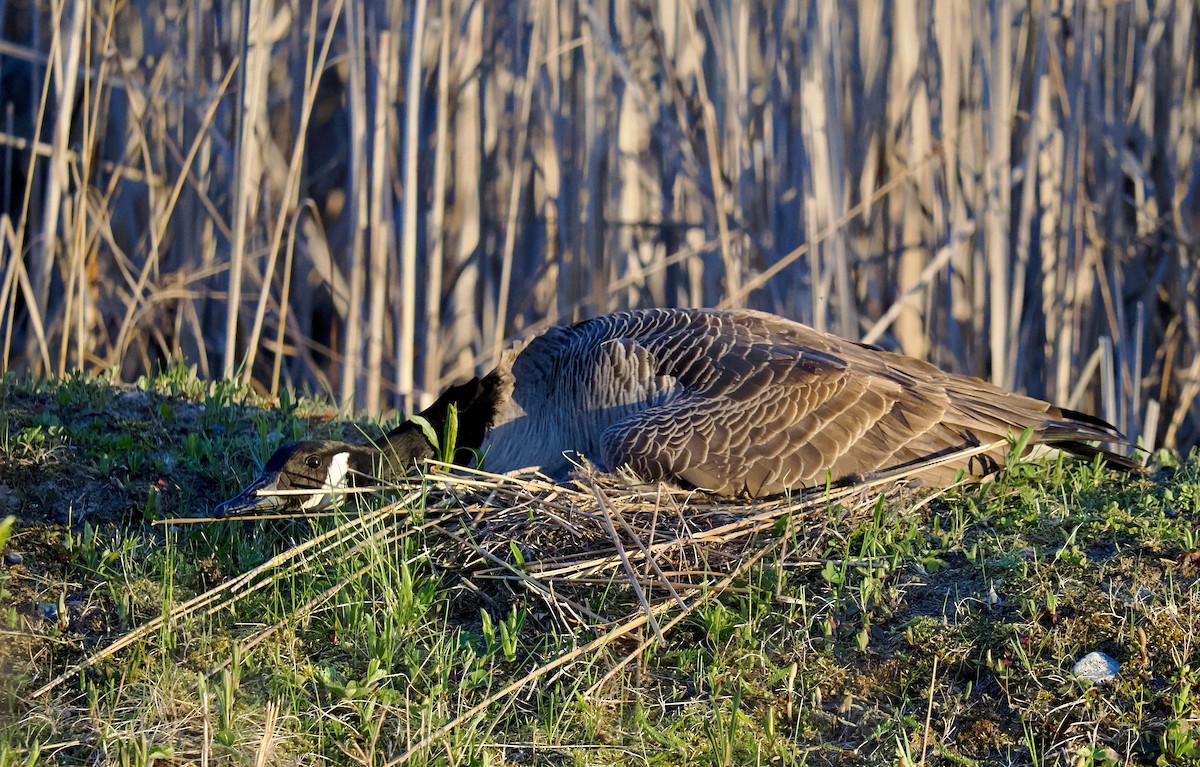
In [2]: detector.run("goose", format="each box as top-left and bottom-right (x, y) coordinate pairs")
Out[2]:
(215, 308), (1129, 517)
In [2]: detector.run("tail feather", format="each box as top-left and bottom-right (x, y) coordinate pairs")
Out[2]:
(1048, 440), (1141, 473)
(1038, 410), (1140, 473)
(1054, 407), (1126, 441)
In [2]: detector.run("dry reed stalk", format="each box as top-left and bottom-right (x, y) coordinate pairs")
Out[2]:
(985, 0), (1014, 390)
(222, 0), (271, 378)
(3, 0), (1198, 452)
(689, 4), (740, 310)
(384, 598), (656, 766)
(33, 493), (421, 698)
(396, 0), (427, 416)
(338, 0), (370, 409)
(0, 216), (52, 372)
(270, 203), (308, 394)
(55, 2), (101, 373)
(718, 147), (943, 311)
(205, 559), (377, 677)
(490, 3), (542, 367)
(1166, 353), (1200, 450)
(33, 438), (1089, 763)
(31, 0), (84, 318)
(889, 0), (929, 358)
(201, 505), (462, 677)
(603, 486), (687, 610)
(862, 222), (979, 346)
(3, 7), (61, 375)
(421, 0), (454, 409)
(592, 483), (665, 642)
(111, 63), (240, 370)
(384, 480), (825, 766)
(437, 0), (484, 382)
(436, 524), (609, 626)
(244, 0), (345, 390)
(579, 520), (803, 701)
(368, 18), (400, 415)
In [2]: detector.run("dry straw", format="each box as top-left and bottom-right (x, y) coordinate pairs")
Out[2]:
(39, 442), (995, 721)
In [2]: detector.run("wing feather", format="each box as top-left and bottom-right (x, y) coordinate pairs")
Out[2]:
(488, 308), (1127, 493)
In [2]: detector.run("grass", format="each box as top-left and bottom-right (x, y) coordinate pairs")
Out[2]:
(0, 368), (1197, 766)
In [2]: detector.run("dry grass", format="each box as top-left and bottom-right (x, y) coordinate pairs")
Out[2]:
(0, 1), (1196, 452)
(32, 454), (909, 698)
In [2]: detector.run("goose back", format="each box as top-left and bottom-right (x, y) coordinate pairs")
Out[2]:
(478, 308), (1123, 495)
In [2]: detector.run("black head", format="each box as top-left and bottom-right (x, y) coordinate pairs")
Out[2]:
(215, 440), (367, 518)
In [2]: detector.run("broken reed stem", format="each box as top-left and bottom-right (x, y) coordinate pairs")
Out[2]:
(244, 0), (344, 387)
(387, 492), (810, 766)
(396, 0), (425, 416)
(384, 597), (657, 766)
(593, 484), (665, 643)
(204, 509), (447, 677)
(36, 441), (999, 758)
(601, 487), (688, 611)
(582, 513), (798, 698)
(2, 3), (1193, 454)
(920, 654), (939, 767)
(206, 560), (376, 677)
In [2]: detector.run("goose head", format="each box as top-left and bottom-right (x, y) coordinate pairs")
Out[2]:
(215, 426), (442, 517)
(215, 374), (505, 518)
(215, 439), (372, 517)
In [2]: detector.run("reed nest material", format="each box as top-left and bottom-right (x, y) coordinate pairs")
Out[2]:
(316, 457), (966, 765)
(372, 449), (982, 634)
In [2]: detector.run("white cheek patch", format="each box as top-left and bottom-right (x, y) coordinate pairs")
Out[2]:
(300, 451), (352, 510)
(326, 451), (351, 488)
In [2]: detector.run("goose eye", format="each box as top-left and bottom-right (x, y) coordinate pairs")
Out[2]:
(305, 455), (322, 469)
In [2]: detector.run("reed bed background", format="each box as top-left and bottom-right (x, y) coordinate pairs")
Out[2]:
(1, 0), (1197, 451)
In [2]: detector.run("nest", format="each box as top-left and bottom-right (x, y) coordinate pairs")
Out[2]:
(412, 459), (899, 636)
(33, 444), (994, 711)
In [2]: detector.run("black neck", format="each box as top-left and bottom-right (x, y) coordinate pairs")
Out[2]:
(381, 372), (502, 466)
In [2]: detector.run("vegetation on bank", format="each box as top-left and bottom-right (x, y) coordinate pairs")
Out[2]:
(0, 369), (1197, 766)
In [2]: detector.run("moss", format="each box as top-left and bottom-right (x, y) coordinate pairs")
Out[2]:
(956, 716), (1013, 757)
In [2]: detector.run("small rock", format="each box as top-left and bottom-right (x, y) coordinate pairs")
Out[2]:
(1072, 651), (1120, 684)
(36, 602), (58, 621)
(986, 583), (1006, 607)
(4, 551), (22, 565)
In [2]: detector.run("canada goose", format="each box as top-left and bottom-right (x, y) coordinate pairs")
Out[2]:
(215, 308), (1129, 516)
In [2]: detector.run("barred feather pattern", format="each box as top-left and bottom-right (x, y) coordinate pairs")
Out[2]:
(479, 309), (1124, 496)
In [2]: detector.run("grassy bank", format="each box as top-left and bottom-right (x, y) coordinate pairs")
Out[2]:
(0, 370), (1197, 766)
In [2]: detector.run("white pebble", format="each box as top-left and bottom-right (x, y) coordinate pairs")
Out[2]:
(1072, 651), (1120, 684)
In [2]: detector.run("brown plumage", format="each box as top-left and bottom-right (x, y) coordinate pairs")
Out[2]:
(479, 308), (1127, 495)
(217, 308), (1129, 516)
